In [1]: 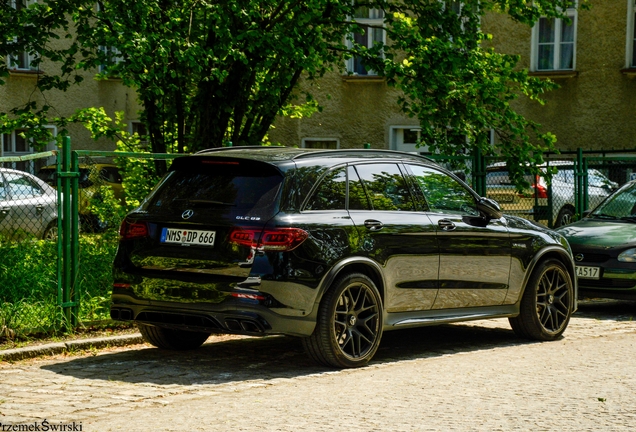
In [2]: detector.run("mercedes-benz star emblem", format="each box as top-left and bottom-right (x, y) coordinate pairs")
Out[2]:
(182, 209), (194, 220)
(575, 253), (584, 262)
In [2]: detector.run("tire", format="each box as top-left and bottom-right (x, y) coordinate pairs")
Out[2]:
(554, 206), (575, 228)
(42, 220), (58, 240)
(302, 273), (383, 368)
(509, 259), (573, 341)
(137, 323), (211, 350)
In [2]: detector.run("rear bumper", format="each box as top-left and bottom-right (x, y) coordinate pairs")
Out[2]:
(110, 293), (317, 337)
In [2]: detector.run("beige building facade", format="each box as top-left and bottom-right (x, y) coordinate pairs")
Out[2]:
(270, 0), (636, 153)
(2, 1), (635, 160)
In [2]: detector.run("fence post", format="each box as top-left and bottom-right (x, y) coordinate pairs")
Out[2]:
(57, 136), (79, 328)
(575, 147), (584, 220)
(473, 147), (486, 197)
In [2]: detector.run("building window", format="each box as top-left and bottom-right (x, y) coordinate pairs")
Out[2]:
(390, 127), (429, 153)
(301, 139), (339, 149)
(346, 5), (385, 76)
(531, 5), (577, 71)
(1, 127), (56, 173)
(6, 0), (39, 72)
(628, 0), (636, 68)
(98, 46), (123, 74)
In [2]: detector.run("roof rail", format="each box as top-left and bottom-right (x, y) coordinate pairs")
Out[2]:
(291, 148), (435, 163)
(194, 146), (288, 154)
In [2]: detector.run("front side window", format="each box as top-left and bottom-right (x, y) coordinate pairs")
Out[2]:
(346, 5), (385, 76)
(354, 163), (414, 211)
(409, 164), (478, 216)
(532, 5), (577, 71)
(5, 172), (43, 199)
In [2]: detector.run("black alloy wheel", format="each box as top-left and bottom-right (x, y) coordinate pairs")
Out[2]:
(303, 273), (383, 368)
(509, 259), (573, 341)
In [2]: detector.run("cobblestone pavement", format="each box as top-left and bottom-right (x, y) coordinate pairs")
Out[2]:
(1, 300), (635, 431)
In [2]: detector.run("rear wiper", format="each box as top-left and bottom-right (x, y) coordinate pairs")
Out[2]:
(187, 199), (235, 206)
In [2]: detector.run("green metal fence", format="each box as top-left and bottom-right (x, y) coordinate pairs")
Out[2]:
(2, 142), (636, 339)
(1, 137), (183, 338)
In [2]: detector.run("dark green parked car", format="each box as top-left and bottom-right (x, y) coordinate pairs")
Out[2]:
(557, 179), (636, 300)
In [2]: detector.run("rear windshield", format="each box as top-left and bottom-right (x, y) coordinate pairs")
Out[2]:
(145, 158), (284, 220)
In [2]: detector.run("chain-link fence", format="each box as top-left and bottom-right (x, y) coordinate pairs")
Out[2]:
(0, 148), (179, 340)
(433, 152), (636, 228)
(2, 147), (636, 340)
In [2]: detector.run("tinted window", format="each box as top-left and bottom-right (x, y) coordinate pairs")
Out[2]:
(409, 165), (478, 216)
(147, 160), (283, 219)
(305, 167), (346, 210)
(348, 166), (371, 210)
(354, 163), (414, 211)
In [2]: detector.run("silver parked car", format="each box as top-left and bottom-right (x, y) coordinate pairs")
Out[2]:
(486, 162), (617, 227)
(0, 168), (58, 240)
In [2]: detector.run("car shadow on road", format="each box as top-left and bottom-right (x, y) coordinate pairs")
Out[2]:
(41, 322), (532, 386)
(575, 298), (636, 321)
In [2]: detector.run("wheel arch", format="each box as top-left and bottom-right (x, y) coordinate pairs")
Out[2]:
(519, 246), (578, 311)
(314, 257), (386, 309)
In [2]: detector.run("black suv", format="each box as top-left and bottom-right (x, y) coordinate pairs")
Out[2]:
(111, 147), (577, 368)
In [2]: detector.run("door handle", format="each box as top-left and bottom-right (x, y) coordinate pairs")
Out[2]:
(36, 205), (44, 214)
(0, 207), (9, 215)
(364, 219), (384, 231)
(438, 219), (456, 231)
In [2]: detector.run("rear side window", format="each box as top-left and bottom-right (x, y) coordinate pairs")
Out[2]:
(354, 163), (415, 211)
(305, 167), (346, 210)
(147, 159), (283, 219)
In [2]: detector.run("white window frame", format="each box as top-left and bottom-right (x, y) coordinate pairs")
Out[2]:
(530, 5), (578, 72)
(389, 126), (430, 153)
(345, 6), (386, 76)
(1, 126), (57, 173)
(627, 0), (636, 68)
(98, 45), (123, 74)
(301, 138), (340, 150)
(6, 1), (39, 72)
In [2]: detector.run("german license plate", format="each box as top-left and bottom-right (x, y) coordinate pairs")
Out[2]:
(576, 265), (600, 280)
(161, 228), (216, 246)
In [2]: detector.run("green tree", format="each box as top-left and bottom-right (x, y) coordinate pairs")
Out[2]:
(1, 0), (586, 179)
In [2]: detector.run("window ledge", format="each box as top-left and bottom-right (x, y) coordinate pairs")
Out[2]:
(620, 68), (636, 78)
(528, 70), (578, 79)
(341, 74), (386, 83)
(7, 69), (43, 77)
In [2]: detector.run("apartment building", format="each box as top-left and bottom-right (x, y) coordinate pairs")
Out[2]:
(269, 1), (636, 153)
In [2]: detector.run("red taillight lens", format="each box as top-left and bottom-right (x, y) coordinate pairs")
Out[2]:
(229, 227), (308, 251)
(260, 228), (308, 251)
(533, 175), (548, 198)
(229, 228), (256, 247)
(119, 219), (149, 240)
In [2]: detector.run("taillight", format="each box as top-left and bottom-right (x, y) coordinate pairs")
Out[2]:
(260, 228), (308, 251)
(229, 227), (308, 251)
(533, 175), (548, 198)
(119, 219), (149, 240)
(518, 175), (548, 199)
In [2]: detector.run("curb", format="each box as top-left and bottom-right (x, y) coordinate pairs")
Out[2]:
(0, 333), (144, 362)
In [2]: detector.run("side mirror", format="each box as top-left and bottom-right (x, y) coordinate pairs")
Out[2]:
(476, 197), (503, 220)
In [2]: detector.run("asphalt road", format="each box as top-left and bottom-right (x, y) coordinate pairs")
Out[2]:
(1, 299), (635, 431)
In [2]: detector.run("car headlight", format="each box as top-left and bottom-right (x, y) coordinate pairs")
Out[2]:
(618, 248), (636, 262)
